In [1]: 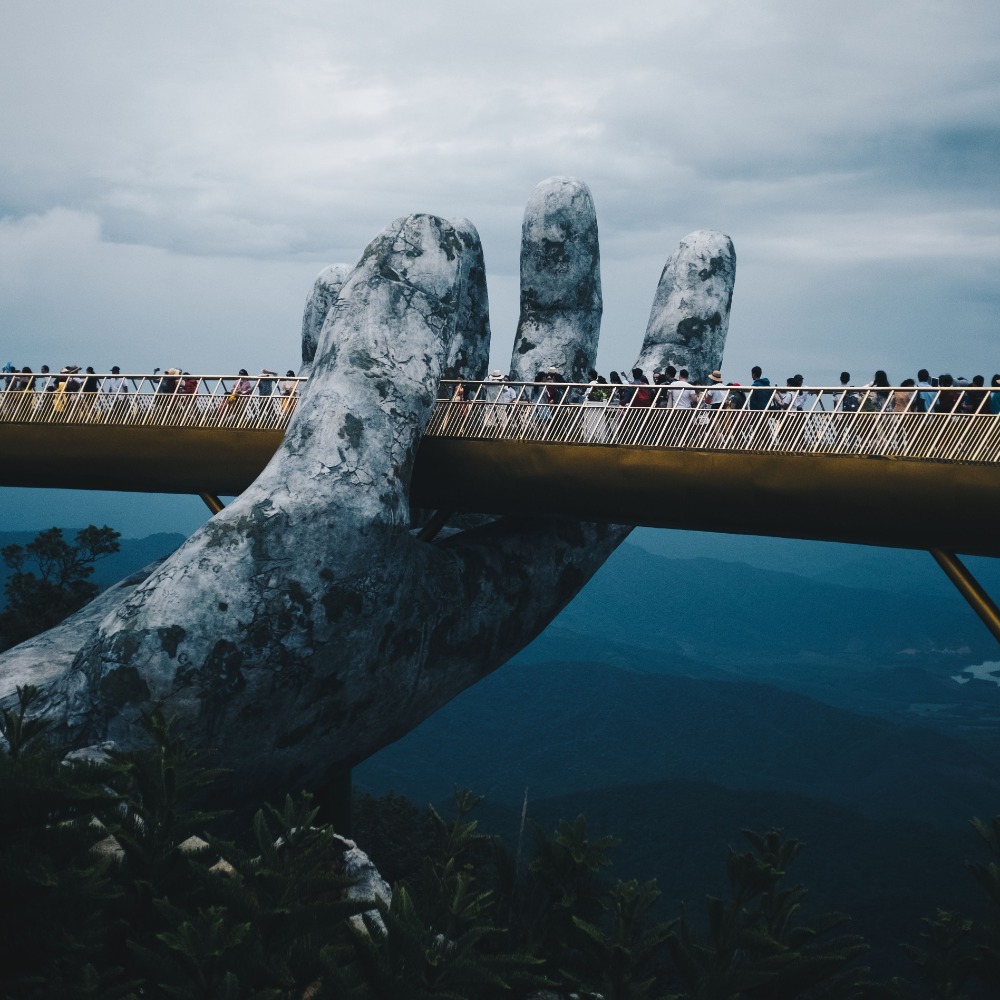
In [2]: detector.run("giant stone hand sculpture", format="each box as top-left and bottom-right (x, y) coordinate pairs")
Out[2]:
(0, 177), (735, 804)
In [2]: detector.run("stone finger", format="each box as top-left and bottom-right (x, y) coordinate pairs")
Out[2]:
(509, 176), (602, 382)
(633, 230), (736, 381)
(301, 263), (350, 369)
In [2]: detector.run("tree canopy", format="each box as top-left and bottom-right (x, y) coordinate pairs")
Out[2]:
(0, 525), (120, 651)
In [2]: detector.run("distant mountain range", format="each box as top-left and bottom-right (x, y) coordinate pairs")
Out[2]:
(628, 527), (1000, 601)
(357, 656), (1000, 831)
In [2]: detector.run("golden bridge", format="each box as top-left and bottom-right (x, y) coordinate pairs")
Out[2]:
(3, 371), (1000, 639)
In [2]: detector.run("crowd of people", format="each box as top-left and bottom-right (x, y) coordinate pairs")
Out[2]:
(4, 359), (999, 422)
(0, 363), (303, 415)
(1, 363), (299, 397)
(452, 364), (1000, 417)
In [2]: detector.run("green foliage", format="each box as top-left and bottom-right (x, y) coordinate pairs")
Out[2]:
(569, 878), (677, 1000)
(321, 790), (545, 1000)
(899, 910), (976, 1000)
(0, 524), (120, 650)
(664, 828), (869, 999)
(99, 711), (230, 938)
(0, 686), (125, 999)
(322, 882), (543, 1000)
(9, 675), (1000, 998)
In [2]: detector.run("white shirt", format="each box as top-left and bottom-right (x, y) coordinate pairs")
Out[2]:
(670, 379), (697, 409)
(483, 376), (505, 403)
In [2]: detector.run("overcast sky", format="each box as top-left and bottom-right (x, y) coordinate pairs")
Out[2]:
(2, 0), (998, 535)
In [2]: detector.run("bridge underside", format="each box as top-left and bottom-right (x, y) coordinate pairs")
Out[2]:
(4, 424), (998, 558)
(413, 439), (1000, 558)
(4, 425), (285, 497)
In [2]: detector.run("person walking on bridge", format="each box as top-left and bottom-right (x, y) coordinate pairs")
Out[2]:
(670, 369), (697, 409)
(748, 366), (771, 410)
(483, 369), (507, 431)
(916, 369), (934, 413)
(583, 369), (611, 442)
(280, 370), (298, 417)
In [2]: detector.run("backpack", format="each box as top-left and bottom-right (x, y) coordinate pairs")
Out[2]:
(841, 390), (860, 412)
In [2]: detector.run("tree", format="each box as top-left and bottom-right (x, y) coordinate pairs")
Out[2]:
(0, 525), (120, 650)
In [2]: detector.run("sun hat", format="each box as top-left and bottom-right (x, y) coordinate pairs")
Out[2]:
(709, 370), (723, 382)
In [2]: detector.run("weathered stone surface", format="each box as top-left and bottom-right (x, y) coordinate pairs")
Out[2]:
(0, 186), (736, 807)
(510, 177), (602, 382)
(301, 263), (350, 368)
(0, 570), (152, 709)
(633, 229), (736, 382)
(62, 741), (118, 767)
(338, 833), (392, 933)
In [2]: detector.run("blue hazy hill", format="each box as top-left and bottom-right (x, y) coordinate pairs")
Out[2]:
(357, 657), (1000, 832)
(515, 538), (1000, 736)
(628, 526), (1000, 600)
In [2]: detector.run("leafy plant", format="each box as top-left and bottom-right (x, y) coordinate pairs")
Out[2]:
(664, 828), (869, 999)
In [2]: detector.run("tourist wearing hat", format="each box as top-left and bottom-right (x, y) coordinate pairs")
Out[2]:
(935, 374), (961, 414)
(156, 368), (182, 395)
(483, 368), (508, 429)
(61, 364), (82, 393)
(704, 370), (726, 409)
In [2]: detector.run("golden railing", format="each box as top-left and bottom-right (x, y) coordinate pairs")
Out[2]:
(426, 381), (1000, 466)
(0, 373), (303, 431)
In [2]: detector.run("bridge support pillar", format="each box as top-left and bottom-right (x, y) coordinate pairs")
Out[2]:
(199, 493), (225, 515)
(930, 548), (1000, 645)
(416, 509), (453, 542)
